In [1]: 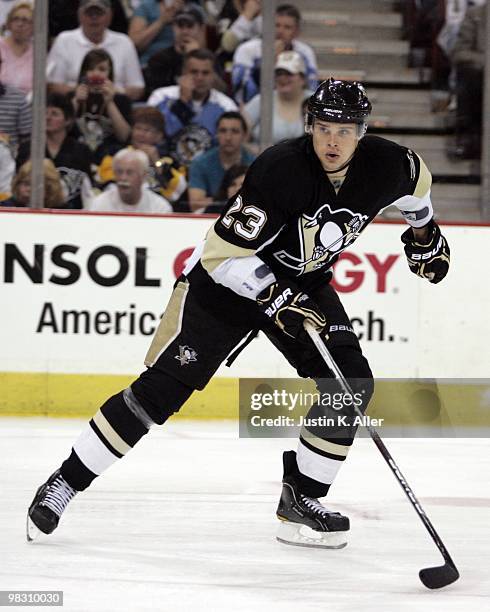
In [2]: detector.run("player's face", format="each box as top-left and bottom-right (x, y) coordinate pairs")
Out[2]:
(114, 159), (145, 204)
(311, 120), (359, 173)
(217, 119), (246, 153)
(185, 58), (214, 96)
(132, 122), (163, 147)
(275, 15), (299, 44)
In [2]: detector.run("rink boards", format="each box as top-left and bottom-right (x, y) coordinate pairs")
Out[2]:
(0, 208), (489, 419)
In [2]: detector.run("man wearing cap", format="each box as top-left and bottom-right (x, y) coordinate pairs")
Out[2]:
(243, 50), (312, 145)
(144, 6), (205, 94)
(47, 0), (145, 101)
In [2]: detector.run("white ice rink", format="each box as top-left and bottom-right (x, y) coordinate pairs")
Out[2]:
(1, 418), (489, 612)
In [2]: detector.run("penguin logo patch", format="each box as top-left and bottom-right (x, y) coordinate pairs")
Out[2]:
(273, 204), (369, 275)
(175, 345), (198, 366)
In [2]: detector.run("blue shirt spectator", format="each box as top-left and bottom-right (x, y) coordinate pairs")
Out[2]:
(188, 111), (255, 212)
(190, 146), (255, 196)
(129, 0), (180, 67)
(147, 49), (237, 166)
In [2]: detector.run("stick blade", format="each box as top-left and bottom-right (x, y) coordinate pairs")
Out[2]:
(419, 563), (459, 589)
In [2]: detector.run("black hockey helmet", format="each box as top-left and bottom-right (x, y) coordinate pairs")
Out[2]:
(306, 78), (372, 129)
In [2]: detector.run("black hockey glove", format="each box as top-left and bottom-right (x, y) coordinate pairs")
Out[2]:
(401, 220), (450, 284)
(256, 280), (326, 343)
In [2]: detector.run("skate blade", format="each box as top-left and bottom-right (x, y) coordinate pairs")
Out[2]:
(276, 520), (348, 549)
(26, 514), (41, 542)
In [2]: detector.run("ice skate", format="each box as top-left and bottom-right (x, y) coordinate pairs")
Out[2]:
(26, 469), (77, 541)
(276, 452), (349, 549)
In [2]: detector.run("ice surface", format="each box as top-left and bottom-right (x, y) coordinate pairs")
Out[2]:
(1, 418), (489, 612)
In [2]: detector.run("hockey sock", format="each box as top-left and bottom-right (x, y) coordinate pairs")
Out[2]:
(296, 431), (353, 498)
(297, 379), (372, 497)
(296, 382), (356, 498)
(60, 389), (151, 491)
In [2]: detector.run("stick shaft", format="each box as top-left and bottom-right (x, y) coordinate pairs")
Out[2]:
(304, 321), (456, 567)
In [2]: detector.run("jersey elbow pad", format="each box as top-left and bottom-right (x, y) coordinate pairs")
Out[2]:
(394, 189), (434, 228)
(209, 255), (276, 300)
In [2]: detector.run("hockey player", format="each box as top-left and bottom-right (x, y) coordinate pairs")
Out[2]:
(27, 79), (450, 548)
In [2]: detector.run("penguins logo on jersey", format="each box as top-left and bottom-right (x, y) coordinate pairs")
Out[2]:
(273, 204), (369, 275)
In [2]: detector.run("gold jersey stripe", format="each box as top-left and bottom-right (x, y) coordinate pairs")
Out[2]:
(201, 225), (256, 274)
(413, 154), (432, 198)
(144, 280), (189, 367)
(93, 409), (132, 455)
(300, 425), (350, 457)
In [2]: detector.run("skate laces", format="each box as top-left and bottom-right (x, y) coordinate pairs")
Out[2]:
(301, 495), (335, 517)
(40, 475), (77, 517)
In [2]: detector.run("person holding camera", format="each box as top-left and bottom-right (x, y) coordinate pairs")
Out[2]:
(47, 0), (144, 101)
(71, 48), (132, 162)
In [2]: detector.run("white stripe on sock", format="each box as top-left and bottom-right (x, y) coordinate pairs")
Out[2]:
(73, 426), (120, 475)
(297, 439), (344, 485)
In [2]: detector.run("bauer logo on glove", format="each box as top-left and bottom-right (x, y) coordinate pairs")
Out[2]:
(401, 220), (450, 284)
(257, 280), (326, 343)
(263, 287), (293, 317)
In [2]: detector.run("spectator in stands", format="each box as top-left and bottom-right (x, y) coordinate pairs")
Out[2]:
(17, 94), (94, 209)
(97, 106), (187, 205)
(2, 159), (65, 208)
(0, 136), (15, 201)
(449, 1), (486, 159)
(48, 1), (130, 39)
(219, 0), (262, 55)
(148, 48), (237, 166)
(203, 162), (249, 213)
(0, 55), (31, 155)
(144, 5), (205, 94)
(232, 3), (317, 103)
(129, 0), (186, 67)
(243, 50), (311, 146)
(188, 110), (254, 212)
(70, 48), (132, 162)
(0, 1), (18, 32)
(47, 0), (145, 101)
(89, 147), (173, 212)
(0, 2), (33, 96)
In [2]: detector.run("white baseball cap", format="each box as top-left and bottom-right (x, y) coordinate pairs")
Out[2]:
(275, 51), (306, 75)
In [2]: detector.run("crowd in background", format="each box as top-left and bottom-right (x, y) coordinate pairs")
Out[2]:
(0, 0), (486, 213)
(403, 0), (486, 160)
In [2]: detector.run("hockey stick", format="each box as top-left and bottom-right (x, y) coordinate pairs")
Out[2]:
(304, 320), (459, 590)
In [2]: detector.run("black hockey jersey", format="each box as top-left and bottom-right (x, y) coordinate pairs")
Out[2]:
(185, 135), (432, 321)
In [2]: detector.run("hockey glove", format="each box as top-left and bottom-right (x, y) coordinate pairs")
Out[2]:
(401, 220), (450, 284)
(256, 280), (326, 343)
